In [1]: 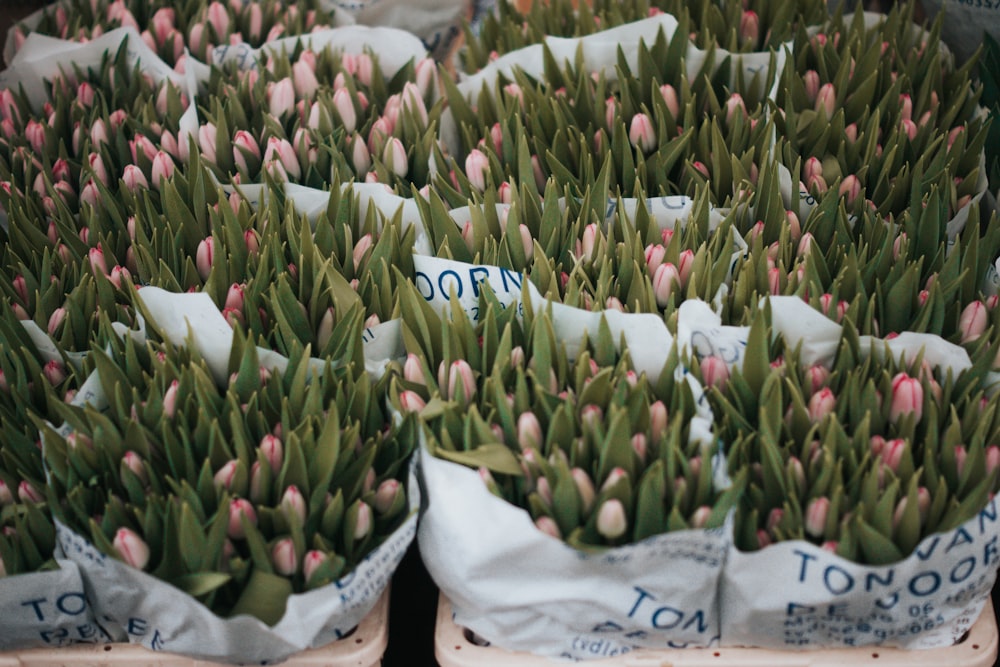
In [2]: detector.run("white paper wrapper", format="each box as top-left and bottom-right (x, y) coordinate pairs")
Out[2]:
(0, 27), (182, 110)
(56, 506), (416, 663)
(327, 0), (471, 60)
(0, 558), (108, 650)
(719, 497), (1000, 649)
(419, 447), (729, 659)
(45, 286), (418, 662)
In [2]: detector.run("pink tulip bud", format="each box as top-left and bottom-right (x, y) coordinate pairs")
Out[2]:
(838, 175), (860, 207)
(196, 238), (213, 280)
(346, 134), (370, 176)
(959, 301), (988, 343)
(677, 249), (695, 287)
(400, 353), (425, 386)
(440, 359), (476, 405)
(660, 84), (680, 118)
(465, 149), (490, 192)
(399, 389), (426, 413)
(531, 155), (546, 191)
(87, 152), (109, 186)
(46, 307), (66, 336)
(889, 373), (923, 424)
(290, 60), (319, 99)
(24, 119), (46, 153)
(198, 123), (218, 164)
(331, 88), (357, 134)
(160, 379), (180, 418)
(900, 119), (917, 141)
(645, 244), (666, 276)
(652, 262), (679, 308)
(803, 364), (830, 395)
(804, 497), (829, 538)
(814, 83), (836, 121)
(43, 360), (66, 385)
(227, 498), (257, 540)
(899, 94), (913, 123)
(259, 434), (283, 472)
(267, 78), (295, 120)
(382, 138), (408, 178)
(535, 516), (561, 538)
(113, 528), (150, 570)
(271, 538), (297, 576)
(804, 157), (826, 193)
(263, 136), (301, 180)
(628, 113), (656, 153)
(802, 70), (820, 105)
(351, 233), (373, 271)
(569, 468), (595, 513)
(150, 151), (175, 189)
(121, 165), (149, 192)
(807, 387), (836, 422)
(0, 480), (12, 505)
(954, 445), (968, 478)
(649, 400), (668, 442)
(879, 438), (906, 472)
(700, 356), (729, 389)
(296, 549), (327, 584)
(213, 460), (240, 491)
(353, 501), (373, 541)
(121, 451), (148, 487)
(280, 485), (307, 525)
(373, 479), (402, 514)
(517, 412), (543, 449)
(725, 93), (746, 124)
(739, 9), (759, 47)
(18, 480), (44, 504)
(596, 499), (627, 539)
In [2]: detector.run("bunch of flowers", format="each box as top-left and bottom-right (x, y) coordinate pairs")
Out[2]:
(704, 310), (1000, 563)
(390, 282), (737, 545)
(461, 0), (825, 74)
(8, 0), (338, 67)
(192, 45), (440, 192)
(39, 323), (415, 624)
(445, 38), (772, 204)
(775, 4), (987, 222)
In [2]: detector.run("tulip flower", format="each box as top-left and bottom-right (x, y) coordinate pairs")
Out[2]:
(739, 10), (759, 48)
(303, 550), (328, 583)
(47, 307), (66, 336)
(271, 538), (297, 576)
(815, 83), (836, 121)
(398, 390), (426, 413)
(268, 78), (295, 119)
(807, 387), (836, 422)
(628, 113), (656, 153)
(804, 497), (829, 538)
(660, 84), (680, 118)
(535, 516), (561, 538)
(113, 528), (151, 570)
(700, 356), (730, 389)
(280, 485), (307, 525)
(889, 373), (923, 424)
(466, 149), (490, 192)
(517, 412), (543, 449)
(43, 360), (66, 386)
(259, 434), (284, 472)
(383, 138), (408, 178)
(596, 499), (627, 539)
(959, 301), (988, 343)
(652, 263), (680, 308)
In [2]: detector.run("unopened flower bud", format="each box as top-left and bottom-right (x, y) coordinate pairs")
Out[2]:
(596, 499), (627, 539)
(113, 528), (150, 570)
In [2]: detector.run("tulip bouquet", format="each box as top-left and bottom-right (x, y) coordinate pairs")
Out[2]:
(0, 303), (108, 649)
(460, 0), (824, 82)
(674, 296), (1000, 648)
(775, 5), (988, 224)
(443, 35), (773, 206)
(189, 42), (440, 193)
(5, 0), (340, 68)
(36, 292), (417, 661)
(405, 274), (741, 658)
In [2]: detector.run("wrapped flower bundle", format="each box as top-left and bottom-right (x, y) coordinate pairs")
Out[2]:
(35, 306), (417, 659)
(7, 0), (339, 67)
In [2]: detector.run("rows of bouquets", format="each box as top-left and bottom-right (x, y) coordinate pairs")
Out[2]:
(0, 0), (998, 658)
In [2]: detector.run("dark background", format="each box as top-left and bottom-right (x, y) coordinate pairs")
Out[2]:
(0, 2), (996, 666)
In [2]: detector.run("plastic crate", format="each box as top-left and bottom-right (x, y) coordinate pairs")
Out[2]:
(6, 587), (389, 667)
(435, 594), (999, 667)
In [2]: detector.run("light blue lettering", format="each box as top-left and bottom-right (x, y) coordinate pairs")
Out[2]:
(21, 597), (47, 621)
(127, 617), (148, 636)
(908, 572), (941, 597)
(947, 527), (974, 552)
(875, 593), (900, 610)
(794, 549), (817, 582)
(865, 569), (894, 592)
(824, 565), (854, 595)
(651, 606), (684, 629)
(787, 602), (816, 616)
(500, 267), (522, 293)
(683, 609), (709, 633)
(984, 536), (998, 566)
(979, 500), (998, 533)
(438, 270), (463, 299)
(56, 592), (87, 615)
(915, 536), (941, 560)
(414, 271), (433, 300)
(468, 267), (490, 297)
(950, 557), (976, 583)
(627, 586), (654, 617)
